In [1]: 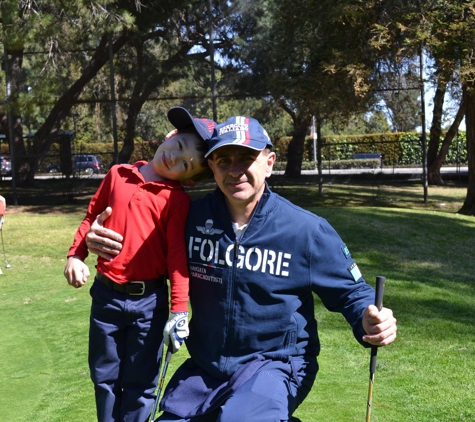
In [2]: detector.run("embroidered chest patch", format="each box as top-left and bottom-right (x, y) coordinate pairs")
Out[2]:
(342, 245), (351, 259)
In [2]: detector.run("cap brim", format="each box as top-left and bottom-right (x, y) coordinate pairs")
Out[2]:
(167, 107), (214, 141)
(204, 140), (269, 158)
(168, 107), (194, 130)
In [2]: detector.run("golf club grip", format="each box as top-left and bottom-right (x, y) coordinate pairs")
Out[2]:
(165, 345), (173, 363)
(374, 276), (385, 311)
(369, 276), (386, 373)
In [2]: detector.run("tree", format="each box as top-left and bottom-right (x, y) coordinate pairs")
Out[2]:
(374, 60), (421, 132)
(460, 79), (475, 216)
(367, 0), (475, 212)
(1, 1), (136, 183)
(367, 111), (392, 134)
(423, 7), (467, 186)
(222, 0), (380, 177)
(321, 111), (391, 136)
(1, 1), (229, 184)
(427, 69), (465, 184)
(420, 1), (475, 212)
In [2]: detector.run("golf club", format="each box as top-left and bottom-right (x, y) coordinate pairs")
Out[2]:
(365, 275), (385, 422)
(149, 343), (172, 422)
(1, 225), (10, 269)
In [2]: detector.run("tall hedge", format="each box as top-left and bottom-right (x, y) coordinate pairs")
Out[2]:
(11, 131), (467, 172)
(273, 131), (468, 166)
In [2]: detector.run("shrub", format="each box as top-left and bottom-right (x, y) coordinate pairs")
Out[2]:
(273, 131), (467, 167)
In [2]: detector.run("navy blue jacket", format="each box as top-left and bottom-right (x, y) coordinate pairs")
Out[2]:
(185, 185), (375, 381)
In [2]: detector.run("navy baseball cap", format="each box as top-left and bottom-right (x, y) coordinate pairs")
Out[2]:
(205, 116), (273, 158)
(167, 106), (216, 141)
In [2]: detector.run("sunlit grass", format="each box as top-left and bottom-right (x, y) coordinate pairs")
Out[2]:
(0, 178), (473, 421)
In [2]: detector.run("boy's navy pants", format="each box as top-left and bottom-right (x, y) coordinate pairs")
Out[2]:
(89, 278), (168, 422)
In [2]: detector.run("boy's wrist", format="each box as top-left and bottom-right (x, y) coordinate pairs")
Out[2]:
(170, 302), (189, 314)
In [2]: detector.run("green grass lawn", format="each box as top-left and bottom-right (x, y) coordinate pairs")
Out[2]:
(0, 178), (473, 421)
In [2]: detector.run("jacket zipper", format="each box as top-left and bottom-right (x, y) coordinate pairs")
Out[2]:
(223, 225), (247, 372)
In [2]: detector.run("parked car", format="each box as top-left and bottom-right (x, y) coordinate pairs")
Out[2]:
(46, 154), (104, 175)
(351, 152), (383, 168)
(0, 156), (12, 176)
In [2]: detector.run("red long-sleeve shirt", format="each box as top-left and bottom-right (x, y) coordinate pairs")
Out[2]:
(68, 162), (190, 312)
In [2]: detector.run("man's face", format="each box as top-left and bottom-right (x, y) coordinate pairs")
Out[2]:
(152, 132), (204, 181)
(208, 145), (275, 210)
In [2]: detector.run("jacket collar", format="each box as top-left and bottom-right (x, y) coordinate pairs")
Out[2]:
(213, 181), (275, 218)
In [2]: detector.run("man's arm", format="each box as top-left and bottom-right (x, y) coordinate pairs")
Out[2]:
(86, 207), (123, 261)
(362, 305), (397, 346)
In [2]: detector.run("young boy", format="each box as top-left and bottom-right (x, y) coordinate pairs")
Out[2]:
(64, 106), (215, 422)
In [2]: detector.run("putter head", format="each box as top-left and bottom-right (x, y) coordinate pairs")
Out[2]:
(5, 263), (10, 269)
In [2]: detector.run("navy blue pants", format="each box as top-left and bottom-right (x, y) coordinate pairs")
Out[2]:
(89, 278), (169, 422)
(157, 357), (318, 422)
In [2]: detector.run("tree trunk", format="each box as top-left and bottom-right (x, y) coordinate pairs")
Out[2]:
(459, 84), (475, 215)
(24, 33), (127, 184)
(428, 98), (465, 185)
(284, 113), (312, 178)
(119, 79), (158, 166)
(118, 37), (165, 166)
(427, 72), (446, 181)
(118, 40), (201, 166)
(118, 39), (147, 167)
(0, 50), (26, 179)
(316, 114), (324, 197)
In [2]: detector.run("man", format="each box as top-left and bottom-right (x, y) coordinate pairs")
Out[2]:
(87, 116), (397, 422)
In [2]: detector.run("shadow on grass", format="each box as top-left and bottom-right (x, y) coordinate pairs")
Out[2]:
(311, 207), (475, 338)
(1, 174), (468, 213)
(0, 177), (103, 212)
(329, 208), (473, 281)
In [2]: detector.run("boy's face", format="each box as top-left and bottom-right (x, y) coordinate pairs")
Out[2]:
(152, 132), (205, 181)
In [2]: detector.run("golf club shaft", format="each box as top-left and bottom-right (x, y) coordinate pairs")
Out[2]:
(149, 344), (172, 422)
(365, 276), (385, 422)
